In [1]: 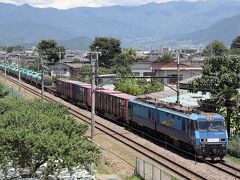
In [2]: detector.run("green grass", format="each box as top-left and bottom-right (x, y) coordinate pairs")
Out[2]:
(225, 155), (240, 165)
(125, 175), (144, 180)
(95, 162), (110, 175)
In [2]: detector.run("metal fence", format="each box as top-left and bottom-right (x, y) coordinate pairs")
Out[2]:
(135, 157), (180, 180)
(0, 82), (27, 100)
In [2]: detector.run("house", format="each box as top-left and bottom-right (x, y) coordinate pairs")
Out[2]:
(50, 63), (82, 78)
(151, 62), (202, 84)
(98, 74), (117, 85)
(179, 75), (202, 90)
(131, 62), (153, 77)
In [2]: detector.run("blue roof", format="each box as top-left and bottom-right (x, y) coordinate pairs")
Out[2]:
(159, 92), (211, 107)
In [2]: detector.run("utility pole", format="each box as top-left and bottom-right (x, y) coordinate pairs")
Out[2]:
(176, 48), (180, 105)
(96, 53), (99, 86)
(91, 53), (96, 141)
(4, 53), (7, 82)
(41, 58), (44, 100)
(18, 55), (21, 92)
(59, 48), (63, 78)
(90, 51), (101, 141)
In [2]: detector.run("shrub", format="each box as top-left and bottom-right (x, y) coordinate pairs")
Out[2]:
(228, 136), (240, 158)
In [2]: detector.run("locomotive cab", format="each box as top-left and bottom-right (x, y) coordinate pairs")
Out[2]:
(190, 114), (228, 160)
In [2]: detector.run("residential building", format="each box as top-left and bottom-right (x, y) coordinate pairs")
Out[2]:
(98, 74), (117, 85)
(151, 62), (202, 84)
(179, 75), (202, 90)
(131, 62), (153, 77)
(160, 45), (170, 55)
(50, 63), (82, 78)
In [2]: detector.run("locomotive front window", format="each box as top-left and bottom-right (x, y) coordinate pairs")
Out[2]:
(198, 121), (225, 131)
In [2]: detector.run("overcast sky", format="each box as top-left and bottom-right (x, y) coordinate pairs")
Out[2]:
(0, 0), (204, 9)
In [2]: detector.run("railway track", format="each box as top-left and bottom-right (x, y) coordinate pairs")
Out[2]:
(1, 74), (240, 179)
(207, 161), (240, 179)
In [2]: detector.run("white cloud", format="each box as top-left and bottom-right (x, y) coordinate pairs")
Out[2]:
(0, 0), (205, 9)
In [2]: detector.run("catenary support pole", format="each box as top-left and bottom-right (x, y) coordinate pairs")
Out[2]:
(176, 49), (180, 105)
(91, 53), (96, 141)
(41, 58), (44, 100)
(18, 55), (21, 92)
(4, 54), (7, 82)
(96, 53), (99, 86)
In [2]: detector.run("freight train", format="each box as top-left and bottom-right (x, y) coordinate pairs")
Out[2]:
(0, 63), (228, 160)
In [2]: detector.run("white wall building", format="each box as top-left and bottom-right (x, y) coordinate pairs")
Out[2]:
(131, 62), (153, 77)
(50, 63), (82, 78)
(152, 62), (202, 84)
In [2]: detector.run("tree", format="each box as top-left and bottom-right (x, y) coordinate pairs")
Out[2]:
(6, 46), (14, 53)
(37, 40), (66, 64)
(231, 36), (240, 49)
(157, 54), (174, 63)
(230, 48), (240, 55)
(189, 55), (240, 137)
(202, 40), (228, 56)
(114, 79), (144, 96)
(0, 99), (100, 179)
(230, 36), (240, 55)
(0, 84), (8, 98)
(90, 37), (121, 66)
(115, 79), (164, 96)
(215, 86), (240, 138)
(114, 48), (137, 77)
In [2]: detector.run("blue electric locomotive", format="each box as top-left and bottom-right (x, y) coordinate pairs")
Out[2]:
(129, 98), (228, 160)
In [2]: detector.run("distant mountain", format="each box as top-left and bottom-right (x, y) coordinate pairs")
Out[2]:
(60, 37), (92, 50)
(0, 21), (74, 42)
(1, 0), (240, 47)
(175, 14), (240, 45)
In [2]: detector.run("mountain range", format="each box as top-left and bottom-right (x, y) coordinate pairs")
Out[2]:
(0, 0), (240, 49)
(172, 14), (240, 45)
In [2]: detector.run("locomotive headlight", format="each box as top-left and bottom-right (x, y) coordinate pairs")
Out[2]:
(201, 138), (207, 142)
(220, 138), (225, 142)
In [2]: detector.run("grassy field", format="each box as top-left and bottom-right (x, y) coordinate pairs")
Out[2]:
(225, 155), (240, 165)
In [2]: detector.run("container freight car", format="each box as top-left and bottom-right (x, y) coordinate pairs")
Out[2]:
(55, 79), (104, 107)
(96, 90), (133, 122)
(110, 93), (133, 122)
(96, 90), (121, 113)
(56, 79), (71, 98)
